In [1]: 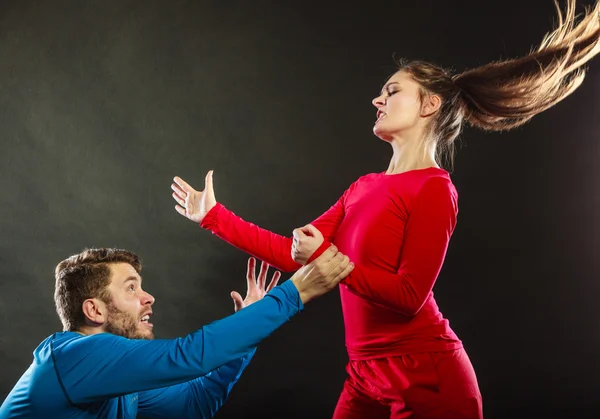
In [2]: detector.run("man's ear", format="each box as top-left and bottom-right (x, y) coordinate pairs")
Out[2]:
(82, 298), (108, 325)
(420, 93), (442, 117)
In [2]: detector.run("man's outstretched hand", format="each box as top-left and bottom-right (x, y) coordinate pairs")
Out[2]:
(231, 257), (281, 312)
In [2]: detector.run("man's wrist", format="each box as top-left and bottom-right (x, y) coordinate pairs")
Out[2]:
(290, 277), (312, 304)
(298, 289), (312, 304)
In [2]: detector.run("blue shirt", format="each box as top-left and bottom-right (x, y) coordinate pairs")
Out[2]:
(0, 280), (303, 418)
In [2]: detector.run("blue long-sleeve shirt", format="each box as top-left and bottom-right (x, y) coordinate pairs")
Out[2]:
(0, 280), (303, 418)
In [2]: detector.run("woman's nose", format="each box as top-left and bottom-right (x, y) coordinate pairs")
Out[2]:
(372, 94), (385, 107)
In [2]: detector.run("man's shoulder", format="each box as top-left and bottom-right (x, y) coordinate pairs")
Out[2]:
(37, 331), (81, 355)
(44, 331), (124, 360)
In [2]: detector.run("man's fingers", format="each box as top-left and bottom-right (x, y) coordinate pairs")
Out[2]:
(231, 291), (244, 312)
(175, 205), (186, 216)
(246, 257), (256, 287)
(266, 271), (281, 292)
(173, 176), (194, 193)
(333, 261), (355, 284)
(324, 254), (352, 286)
(308, 247), (340, 277)
(327, 254), (349, 277)
(325, 252), (346, 275)
(257, 260), (269, 289)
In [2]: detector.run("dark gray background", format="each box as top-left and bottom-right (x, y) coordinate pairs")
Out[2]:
(1, 1), (599, 418)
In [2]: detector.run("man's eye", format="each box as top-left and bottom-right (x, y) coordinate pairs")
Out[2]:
(128, 284), (135, 291)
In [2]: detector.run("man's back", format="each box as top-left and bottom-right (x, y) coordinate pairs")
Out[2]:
(1, 332), (140, 419)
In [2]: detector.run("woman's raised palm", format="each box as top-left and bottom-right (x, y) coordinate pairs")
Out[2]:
(171, 170), (217, 223)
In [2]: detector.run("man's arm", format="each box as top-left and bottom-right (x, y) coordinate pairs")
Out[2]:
(137, 349), (255, 419)
(53, 281), (301, 406)
(137, 258), (271, 419)
(53, 247), (352, 406)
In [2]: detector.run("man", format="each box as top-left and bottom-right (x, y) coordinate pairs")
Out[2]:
(0, 245), (353, 418)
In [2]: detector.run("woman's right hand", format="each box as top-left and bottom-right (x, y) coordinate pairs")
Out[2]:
(292, 224), (324, 265)
(172, 171), (217, 223)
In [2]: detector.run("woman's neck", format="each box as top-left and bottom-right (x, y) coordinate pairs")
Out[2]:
(385, 135), (439, 175)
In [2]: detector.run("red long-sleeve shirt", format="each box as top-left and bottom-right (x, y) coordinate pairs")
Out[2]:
(201, 167), (463, 360)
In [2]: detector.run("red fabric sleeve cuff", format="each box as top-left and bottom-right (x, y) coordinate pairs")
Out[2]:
(306, 240), (332, 264)
(200, 202), (224, 230)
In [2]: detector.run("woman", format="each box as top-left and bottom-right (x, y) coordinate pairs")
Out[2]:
(171, 1), (600, 417)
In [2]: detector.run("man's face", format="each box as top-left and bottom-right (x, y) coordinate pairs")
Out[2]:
(103, 263), (155, 340)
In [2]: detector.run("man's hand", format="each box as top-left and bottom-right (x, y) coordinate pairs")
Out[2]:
(291, 224), (324, 265)
(290, 245), (354, 304)
(231, 258), (281, 312)
(171, 171), (217, 223)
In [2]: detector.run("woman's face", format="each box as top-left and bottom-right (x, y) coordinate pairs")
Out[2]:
(372, 71), (424, 142)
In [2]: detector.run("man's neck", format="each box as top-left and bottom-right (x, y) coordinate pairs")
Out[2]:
(74, 326), (104, 336)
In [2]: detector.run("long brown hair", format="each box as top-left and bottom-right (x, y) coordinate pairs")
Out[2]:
(398, 0), (600, 168)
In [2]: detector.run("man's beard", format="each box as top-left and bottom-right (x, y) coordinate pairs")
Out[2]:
(104, 303), (154, 340)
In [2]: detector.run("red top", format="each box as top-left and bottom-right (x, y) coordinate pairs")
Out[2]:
(201, 167), (463, 360)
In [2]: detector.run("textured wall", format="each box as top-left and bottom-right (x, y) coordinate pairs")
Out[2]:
(0, 1), (599, 418)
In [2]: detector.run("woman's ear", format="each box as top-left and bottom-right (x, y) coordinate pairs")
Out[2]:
(420, 93), (442, 117)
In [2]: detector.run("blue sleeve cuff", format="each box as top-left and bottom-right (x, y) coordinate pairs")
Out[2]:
(271, 280), (304, 312)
